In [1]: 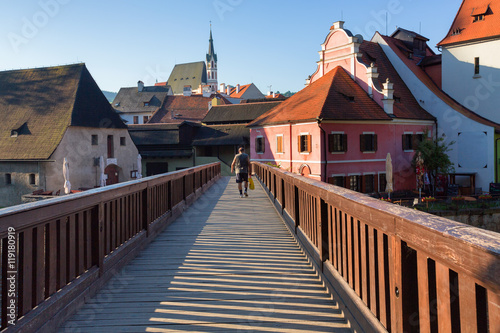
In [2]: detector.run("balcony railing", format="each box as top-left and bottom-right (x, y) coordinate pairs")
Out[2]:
(0, 163), (221, 332)
(253, 161), (499, 333)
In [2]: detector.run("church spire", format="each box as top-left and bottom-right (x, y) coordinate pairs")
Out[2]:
(206, 23), (218, 92)
(207, 24), (217, 63)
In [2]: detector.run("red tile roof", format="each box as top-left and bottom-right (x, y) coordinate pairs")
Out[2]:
(380, 33), (500, 130)
(266, 93), (286, 99)
(359, 41), (435, 120)
(249, 66), (393, 127)
(149, 95), (211, 124)
(438, 0), (500, 46)
(229, 84), (251, 98)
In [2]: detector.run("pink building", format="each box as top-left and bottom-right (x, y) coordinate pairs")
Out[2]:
(249, 22), (435, 193)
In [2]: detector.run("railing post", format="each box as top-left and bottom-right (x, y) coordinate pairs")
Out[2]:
(182, 175), (186, 201)
(319, 199), (329, 263)
(142, 187), (150, 235)
(389, 235), (403, 332)
(93, 203), (104, 277)
(294, 185), (300, 234)
(281, 178), (285, 215)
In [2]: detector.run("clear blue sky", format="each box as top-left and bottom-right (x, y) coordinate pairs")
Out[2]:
(0, 0), (461, 94)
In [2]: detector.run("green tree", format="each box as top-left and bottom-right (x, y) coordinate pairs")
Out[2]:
(412, 131), (455, 196)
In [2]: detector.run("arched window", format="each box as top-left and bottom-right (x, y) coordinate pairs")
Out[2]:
(211, 61), (214, 68)
(215, 72), (217, 79)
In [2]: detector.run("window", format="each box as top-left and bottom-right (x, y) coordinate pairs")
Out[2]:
(107, 135), (114, 158)
(276, 135), (284, 153)
(349, 175), (362, 192)
(402, 133), (424, 151)
(364, 174), (375, 193)
(143, 116), (149, 124)
(329, 133), (347, 153)
(379, 173), (387, 192)
(328, 176), (345, 187)
(360, 133), (377, 152)
(144, 102), (149, 106)
(120, 137), (126, 146)
(474, 57), (480, 75)
(133, 116), (139, 124)
(91, 135), (98, 146)
(5, 174), (12, 185)
(255, 137), (265, 154)
(473, 14), (485, 22)
(29, 173), (36, 185)
(298, 134), (312, 153)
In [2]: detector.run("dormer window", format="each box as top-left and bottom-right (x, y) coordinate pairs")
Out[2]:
(144, 102), (149, 106)
(10, 130), (18, 138)
(473, 14), (485, 22)
(471, 5), (490, 22)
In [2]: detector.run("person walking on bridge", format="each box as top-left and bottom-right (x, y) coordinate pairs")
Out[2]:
(231, 147), (250, 198)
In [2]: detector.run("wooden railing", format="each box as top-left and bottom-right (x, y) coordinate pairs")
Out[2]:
(253, 162), (499, 333)
(0, 163), (220, 332)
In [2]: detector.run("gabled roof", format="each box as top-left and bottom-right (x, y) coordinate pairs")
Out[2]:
(193, 125), (249, 146)
(0, 63), (126, 160)
(228, 84), (252, 98)
(112, 86), (169, 114)
(391, 28), (429, 41)
(438, 0), (500, 46)
(149, 95), (211, 124)
(165, 62), (208, 95)
(202, 101), (282, 125)
(378, 33), (500, 130)
(359, 41), (435, 120)
(249, 66), (431, 127)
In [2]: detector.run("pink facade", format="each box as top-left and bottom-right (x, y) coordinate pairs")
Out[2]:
(250, 123), (322, 178)
(251, 122), (432, 191)
(250, 22), (435, 193)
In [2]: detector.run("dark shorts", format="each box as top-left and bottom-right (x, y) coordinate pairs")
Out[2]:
(236, 173), (248, 183)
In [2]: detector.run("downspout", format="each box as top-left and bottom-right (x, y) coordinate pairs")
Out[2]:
(317, 118), (327, 183)
(289, 121), (293, 173)
(495, 136), (500, 183)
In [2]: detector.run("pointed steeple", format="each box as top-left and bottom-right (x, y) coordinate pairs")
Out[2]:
(206, 23), (218, 92)
(207, 24), (217, 63)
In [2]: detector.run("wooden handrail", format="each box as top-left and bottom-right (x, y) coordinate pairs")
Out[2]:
(0, 162), (221, 331)
(252, 161), (499, 333)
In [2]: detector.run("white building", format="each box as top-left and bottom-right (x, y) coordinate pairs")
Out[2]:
(372, 24), (500, 192)
(438, 0), (500, 124)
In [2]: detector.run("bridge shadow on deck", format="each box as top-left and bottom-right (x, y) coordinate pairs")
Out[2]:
(59, 177), (351, 332)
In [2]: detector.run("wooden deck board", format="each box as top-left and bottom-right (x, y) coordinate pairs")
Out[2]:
(59, 177), (352, 332)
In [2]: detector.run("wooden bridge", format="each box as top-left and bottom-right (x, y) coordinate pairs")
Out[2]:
(0, 162), (498, 332)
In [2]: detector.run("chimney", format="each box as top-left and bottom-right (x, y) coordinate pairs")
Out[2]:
(137, 80), (144, 92)
(220, 83), (226, 93)
(226, 85), (231, 96)
(236, 84), (240, 94)
(183, 85), (192, 96)
(382, 78), (394, 115)
(268, 91), (273, 96)
(272, 92), (276, 98)
(366, 63), (379, 97)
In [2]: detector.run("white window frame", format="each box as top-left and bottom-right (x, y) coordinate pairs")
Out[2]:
(299, 132), (311, 155)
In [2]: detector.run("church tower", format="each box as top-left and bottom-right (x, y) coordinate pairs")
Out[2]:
(206, 26), (218, 92)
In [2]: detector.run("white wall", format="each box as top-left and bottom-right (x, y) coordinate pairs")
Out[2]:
(120, 112), (151, 125)
(45, 126), (139, 193)
(373, 34), (495, 192)
(442, 39), (500, 124)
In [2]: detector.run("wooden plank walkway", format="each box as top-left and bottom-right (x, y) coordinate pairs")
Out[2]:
(59, 177), (352, 332)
